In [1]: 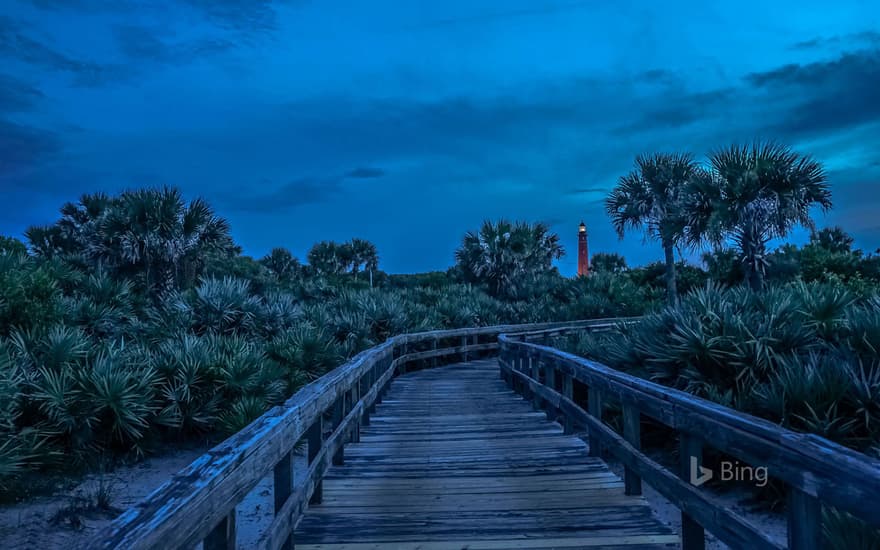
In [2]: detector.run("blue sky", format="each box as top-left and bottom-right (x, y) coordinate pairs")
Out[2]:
(2, 0), (879, 274)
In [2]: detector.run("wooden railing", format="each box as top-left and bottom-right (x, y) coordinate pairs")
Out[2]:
(498, 326), (880, 550)
(86, 318), (622, 550)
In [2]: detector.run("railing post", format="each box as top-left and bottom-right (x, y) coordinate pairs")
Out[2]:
(308, 416), (323, 504)
(462, 335), (468, 363)
(587, 386), (603, 457)
(400, 339), (408, 375)
(543, 360), (557, 422)
(679, 434), (706, 550)
(530, 356), (542, 411)
(332, 396), (345, 466)
(361, 372), (371, 427)
(621, 403), (642, 495)
(431, 339), (438, 368)
(350, 384), (360, 443)
(787, 488), (821, 550)
(562, 372), (574, 434)
(274, 451), (294, 550)
(204, 510), (236, 550)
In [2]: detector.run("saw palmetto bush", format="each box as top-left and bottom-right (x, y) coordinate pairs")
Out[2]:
(567, 281), (880, 454)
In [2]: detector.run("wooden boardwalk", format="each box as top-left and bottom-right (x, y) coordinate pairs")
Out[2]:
(295, 359), (679, 549)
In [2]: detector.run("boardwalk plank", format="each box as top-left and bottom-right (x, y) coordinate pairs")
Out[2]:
(295, 359), (678, 549)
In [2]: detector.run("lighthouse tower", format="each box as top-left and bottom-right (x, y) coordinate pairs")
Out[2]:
(577, 222), (590, 277)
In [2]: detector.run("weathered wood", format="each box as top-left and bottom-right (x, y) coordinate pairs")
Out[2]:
(294, 360), (677, 549)
(204, 510), (236, 550)
(273, 451), (294, 550)
(679, 434), (705, 550)
(588, 386), (603, 457)
(332, 396), (346, 466)
(259, 360), (399, 550)
(350, 385), (360, 443)
(87, 320), (626, 550)
(622, 403), (642, 496)
(787, 488), (821, 550)
(543, 360), (557, 422)
(307, 417), (323, 505)
(502, 363), (782, 550)
(498, 331), (880, 529)
(562, 373), (574, 434)
(91, 316), (880, 550)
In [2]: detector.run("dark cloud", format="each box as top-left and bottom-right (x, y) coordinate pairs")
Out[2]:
(25, 0), (298, 35)
(407, 1), (595, 29)
(113, 25), (233, 64)
(346, 167), (385, 179)
(230, 177), (339, 212)
(791, 31), (880, 50)
(0, 119), (60, 178)
(0, 73), (43, 113)
(567, 187), (608, 195)
(23, 0), (135, 12)
(638, 69), (677, 84)
(0, 16), (129, 86)
(230, 166), (386, 212)
(746, 48), (880, 135)
(615, 88), (734, 133)
(180, 0), (299, 34)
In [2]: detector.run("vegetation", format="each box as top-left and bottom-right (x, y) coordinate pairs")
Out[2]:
(686, 142), (832, 290)
(0, 190), (651, 496)
(1, 140), (877, 545)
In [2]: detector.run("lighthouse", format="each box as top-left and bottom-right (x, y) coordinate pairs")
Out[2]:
(578, 222), (590, 277)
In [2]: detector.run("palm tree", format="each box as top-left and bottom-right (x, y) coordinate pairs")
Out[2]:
(28, 187), (232, 293)
(605, 153), (699, 305)
(686, 142), (831, 291)
(349, 238), (379, 287)
(260, 248), (301, 280)
(455, 220), (563, 299)
(307, 241), (345, 275)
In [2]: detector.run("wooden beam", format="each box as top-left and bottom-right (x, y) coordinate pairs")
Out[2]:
(621, 403), (641, 496)
(502, 365), (781, 550)
(787, 488), (821, 550)
(587, 386), (603, 458)
(204, 510), (236, 550)
(332, 397), (345, 466)
(273, 451), (294, 550)
(307, 417), (323, 505)
(679, 434), (705, 550)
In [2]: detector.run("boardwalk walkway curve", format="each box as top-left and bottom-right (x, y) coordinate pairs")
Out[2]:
(87, 319), (880, 550)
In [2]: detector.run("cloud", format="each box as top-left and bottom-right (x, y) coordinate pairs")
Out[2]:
(0, 73), (43, 113)
(745, 48), (880, 136)
(791, 31), (880, 50)
(25, 0), (299, 35)
(0, 16), (130, 86)
(346, 167), (385, 179)
(180, 0), (300, 35)
(113, 24), (234, 64)
(616, 88), (735, 133)
(407, 1), (595, 29)
(0, 119), (60, 178)
(23, 0), (134, 12)
(229, 166), (386, 212)
(566, 187), (608, 195)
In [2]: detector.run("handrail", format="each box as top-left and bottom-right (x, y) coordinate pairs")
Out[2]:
(86, 318), (620, 550)
(498, 326), (880, 550)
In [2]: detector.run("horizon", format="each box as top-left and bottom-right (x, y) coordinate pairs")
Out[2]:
(2, 1), (879, 274)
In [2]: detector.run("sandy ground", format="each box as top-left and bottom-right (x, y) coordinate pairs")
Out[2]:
(0, 442), (297, 550)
